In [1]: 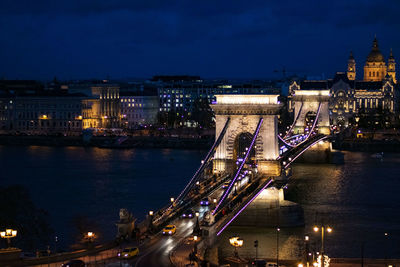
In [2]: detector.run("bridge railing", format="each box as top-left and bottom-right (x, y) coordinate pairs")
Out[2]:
(152, 173), (231, 228)
(215, 177), (274, 235)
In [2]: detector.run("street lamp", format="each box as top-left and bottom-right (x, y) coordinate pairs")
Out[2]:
(0, 229), (17, 248)
(193, 212), (201, 235)
(305, 235), (310, 267)
(277, 227), (280, 267)
(193, 235), (198, 254)
(313, 226), (332, 267)
(229, 236), (244, 258)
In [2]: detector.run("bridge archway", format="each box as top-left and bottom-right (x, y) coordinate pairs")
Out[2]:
(233, 132), (256, 168)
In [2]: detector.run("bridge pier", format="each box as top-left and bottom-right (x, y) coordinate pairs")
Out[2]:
(230, 187), (304, 227)
(296, 139), (332, 163)
(257, 160), (281, 176)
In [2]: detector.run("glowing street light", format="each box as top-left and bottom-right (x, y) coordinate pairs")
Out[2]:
(229, 236), (244, 258)
(0, 229), (17, 248)
(149, 211), (154, 216)
(313, 226), (332, 267)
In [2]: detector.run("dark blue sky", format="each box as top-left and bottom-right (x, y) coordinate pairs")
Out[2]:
(1, 0), (399, 80)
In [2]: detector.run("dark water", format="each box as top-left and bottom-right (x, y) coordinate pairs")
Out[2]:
(0, 146), (203, 249)
(1, 146), (399, 258)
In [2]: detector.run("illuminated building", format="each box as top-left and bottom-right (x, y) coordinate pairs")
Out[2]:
(120, 92), (159, 129)
(2, 93), (85, 135)
(361, 37), (396, 83)
(156, 76), (280, 113)
(289, 38), (398, 128)
(82, 84), (121, 129)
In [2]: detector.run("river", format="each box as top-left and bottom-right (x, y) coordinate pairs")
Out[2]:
(0, 146), (399, 258)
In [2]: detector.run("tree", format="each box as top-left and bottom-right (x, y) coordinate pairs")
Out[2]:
(0, 185), (53, 250)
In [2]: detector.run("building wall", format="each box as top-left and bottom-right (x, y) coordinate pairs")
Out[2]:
(82, 85), (121, 129)
(120, 96), (159, 128)
(9, 96), (83, 135)
(364, 62), (387, 82)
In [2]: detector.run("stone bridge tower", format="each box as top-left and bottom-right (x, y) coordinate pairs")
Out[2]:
(288, 82), (331, 135)
(212, 95), (282, 176)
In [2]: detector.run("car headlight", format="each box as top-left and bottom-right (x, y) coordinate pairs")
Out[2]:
(163, 231), (165, 234)
(118, 253), (121, 256)
(124, 254), (128, 257)
(189, 214), (192, 217)
(169, 231), (172, 234)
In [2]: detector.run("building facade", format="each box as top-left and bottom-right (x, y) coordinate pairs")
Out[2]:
(120, 93), (159, 129)
(289, 38), (398, 129)
(0, 93), (85, 135)
(82, 84), (121, 129)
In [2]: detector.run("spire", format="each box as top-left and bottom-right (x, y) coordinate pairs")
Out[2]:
(372, 36), (379, 50)
(389, 48), (394, 59)
(349, 51), (354, 59)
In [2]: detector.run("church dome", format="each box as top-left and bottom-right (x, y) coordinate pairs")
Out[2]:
(366, 37), (385, 62)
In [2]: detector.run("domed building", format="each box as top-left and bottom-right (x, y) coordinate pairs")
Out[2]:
(289, 37), (398, 129)
(360, 37), (396, 83)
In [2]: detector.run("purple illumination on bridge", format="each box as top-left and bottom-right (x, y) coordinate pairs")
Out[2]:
(216, 178), (273, 236)
(213, 118), (264, 215)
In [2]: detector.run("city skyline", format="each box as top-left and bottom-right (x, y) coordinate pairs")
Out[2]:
(1, 0), (400, 80)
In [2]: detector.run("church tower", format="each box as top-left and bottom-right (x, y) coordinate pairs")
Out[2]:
(388, 48), (396, 83)
(347, 51), (356, 80)
(364, 37), (387, 81)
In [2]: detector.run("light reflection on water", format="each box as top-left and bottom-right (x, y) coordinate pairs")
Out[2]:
(218, 151), (400, 259)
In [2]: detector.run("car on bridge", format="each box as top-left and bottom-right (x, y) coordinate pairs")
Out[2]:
(162, 225), (177, 235)
(200, 197), (210, 206)
(182, 209), (194, 218)
(118, 246), (139, 259)
(61, 259), (86, 267)
(222, 181), (230, 189)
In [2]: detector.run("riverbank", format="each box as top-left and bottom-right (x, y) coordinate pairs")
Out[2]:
(0, 135), (213, 149)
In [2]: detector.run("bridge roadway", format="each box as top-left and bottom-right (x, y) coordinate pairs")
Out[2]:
(99, 177), (228, 267)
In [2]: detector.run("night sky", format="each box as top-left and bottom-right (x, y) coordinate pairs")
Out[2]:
(1, 0), (399, 80)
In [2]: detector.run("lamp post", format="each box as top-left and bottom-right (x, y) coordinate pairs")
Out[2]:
(193, 212), (201, 235)
(148, 211), (154, 232)
(313, 226), (332, 267)
(86, 232), (96, 264)
(277, 227), (280, 267)
(0, 229), (17, 248)
(384, 232), (389, 267)
(229, 236), (243, 259)
(193, 235), (198, 255)
(305, 235), (310, 267)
